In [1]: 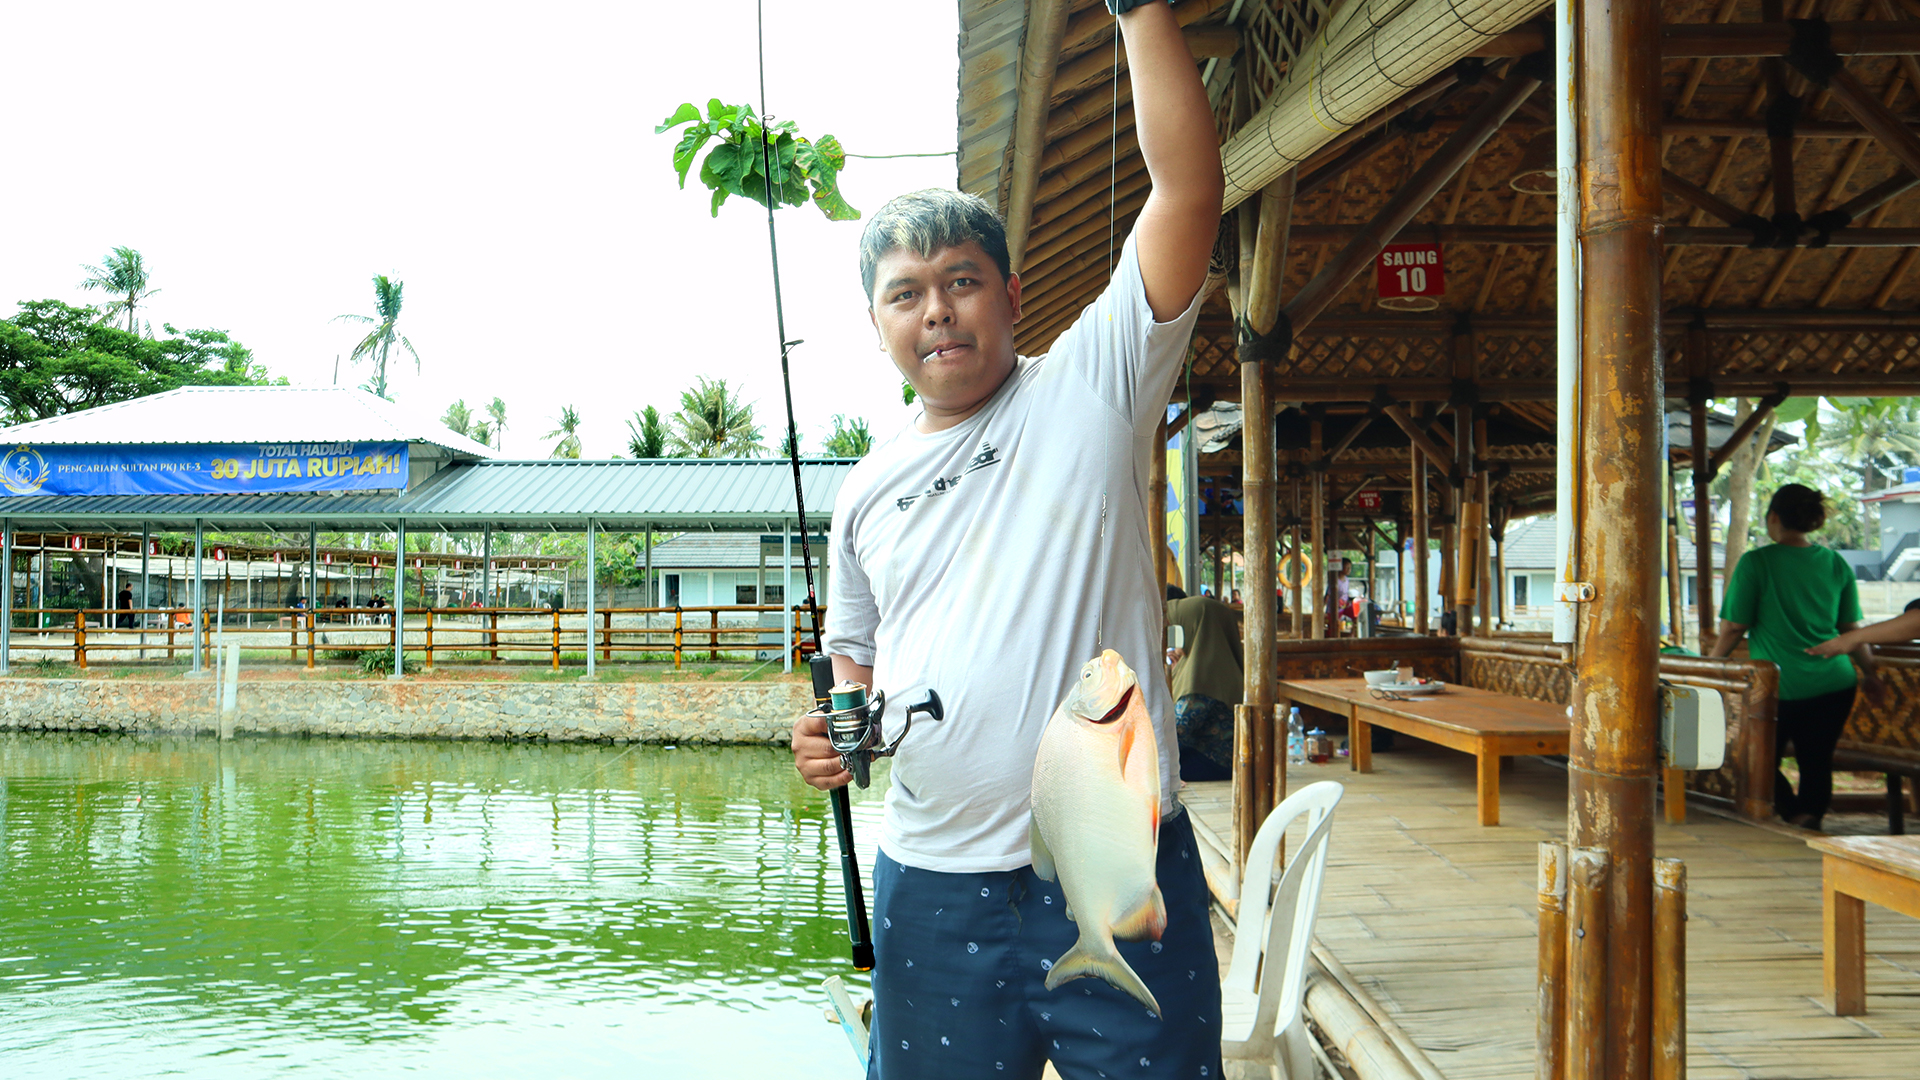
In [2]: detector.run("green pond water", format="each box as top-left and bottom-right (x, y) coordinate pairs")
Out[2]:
(0, 733), (886, 1078)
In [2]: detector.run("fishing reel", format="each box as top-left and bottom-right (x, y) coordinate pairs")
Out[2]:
(818, 680), (944, 790)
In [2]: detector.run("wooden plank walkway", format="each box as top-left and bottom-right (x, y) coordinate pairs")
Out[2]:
(1182, 742), (1920, 1079)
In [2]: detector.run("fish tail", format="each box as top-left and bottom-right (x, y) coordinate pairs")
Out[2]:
(1044, 934), (1161, 1018)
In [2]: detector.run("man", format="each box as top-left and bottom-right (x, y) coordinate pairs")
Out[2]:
(1166, 592), (1244, 782)
(789, 3), (1223, 1076)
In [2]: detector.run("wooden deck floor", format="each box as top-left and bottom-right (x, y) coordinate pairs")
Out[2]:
(1182, 744), (1920, 1080)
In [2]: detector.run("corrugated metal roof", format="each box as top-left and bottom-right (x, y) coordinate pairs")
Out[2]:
(0, 386), (495, 458)
(957, 0), (1026, 203)
(0, 458), (859, 533)
(645, 533), (827, 570)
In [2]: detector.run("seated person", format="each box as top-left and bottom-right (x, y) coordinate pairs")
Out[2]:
(1806, 597), (1920, 657)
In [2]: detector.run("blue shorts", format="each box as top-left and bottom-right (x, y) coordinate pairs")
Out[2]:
(866, 811), (1224, 1080)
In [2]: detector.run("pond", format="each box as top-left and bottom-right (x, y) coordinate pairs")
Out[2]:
(0, 733), (885, 1078)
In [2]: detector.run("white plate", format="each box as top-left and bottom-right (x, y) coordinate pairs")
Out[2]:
(1377, 681), (1444, 695)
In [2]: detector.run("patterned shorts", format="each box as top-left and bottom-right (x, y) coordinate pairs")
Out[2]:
(1174, 695), (1235, 780)
(866, 812), (1224, 1080)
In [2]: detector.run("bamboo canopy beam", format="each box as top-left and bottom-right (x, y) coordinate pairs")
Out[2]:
(1278, 223), (1920, 246)
(1706, 387), (1789, 474)
(1822, 66), (1920, 182)
(1001, 0), (1073, 273)
(1663, 20), (1920, 56)
(1381, 405), (1459, 477)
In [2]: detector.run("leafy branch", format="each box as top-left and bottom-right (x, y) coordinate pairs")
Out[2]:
(656, 99), (858, 221)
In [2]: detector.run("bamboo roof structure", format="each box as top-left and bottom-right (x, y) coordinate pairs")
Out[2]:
(959, 0), (1920, 523)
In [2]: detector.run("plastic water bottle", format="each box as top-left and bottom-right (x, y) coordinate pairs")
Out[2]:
(1287, 707), (1307, 766)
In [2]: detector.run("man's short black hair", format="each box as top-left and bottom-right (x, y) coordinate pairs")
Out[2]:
(858, 189), (1012, 301)
(1904, 597), (1920, 614)
(1165, 584), (1187, 601)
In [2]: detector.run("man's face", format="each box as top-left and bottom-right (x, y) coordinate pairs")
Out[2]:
(868, 241), (1022, 420)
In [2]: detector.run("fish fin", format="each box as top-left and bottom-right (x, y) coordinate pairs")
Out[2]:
(1029, 817), (1057, 883)
(1117, 720), (1135, 776)
(1044, 936), (1161, 1018)
(1111, 882), (1168, 942)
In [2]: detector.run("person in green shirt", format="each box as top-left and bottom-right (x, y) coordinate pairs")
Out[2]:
(1164, 587), (1243, 781)
(1711, 483), (1885, 830)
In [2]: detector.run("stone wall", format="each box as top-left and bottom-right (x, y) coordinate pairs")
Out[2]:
(0, 678), (813, 744)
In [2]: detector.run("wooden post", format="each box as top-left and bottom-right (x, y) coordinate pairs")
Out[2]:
(306, 611), (315, 670)
(1567, 848), (1611, 1080)
(1290, 471), (1305, 637)
(1441, 486), (1459, 635)
(551, 608), (560, 670)
(674, 607), (684, 670)
(1413, 445), (1430, 634)
(1242, 172), (1291, 846)
(1538, 841), (1570, 1080)
(74, 610), (85, 668)
(1310, 414), (1326, 639)
(489, 610), (500, 662)
(1653, 858), (1687, 1080)
(1666, 464), (1685, 651)
(709, 608), (719, 662)
(1455, 405), (1478, 637)
(1686, 332), (1715, 650)
(1573, 0), (1666, 1071)
(424, 609), (435, 672)
(603, 608), (613, 662)
(1150, 414), (1169, 593)
(1475, 415), (1492, 635)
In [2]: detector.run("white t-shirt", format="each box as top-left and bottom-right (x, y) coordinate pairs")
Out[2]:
(825, 234), (1202, 873)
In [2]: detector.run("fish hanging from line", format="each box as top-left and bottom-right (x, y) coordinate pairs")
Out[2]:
(1029, 649), (1165, 1018)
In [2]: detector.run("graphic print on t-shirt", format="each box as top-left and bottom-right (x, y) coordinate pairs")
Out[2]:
(892, 440), (1002, 512)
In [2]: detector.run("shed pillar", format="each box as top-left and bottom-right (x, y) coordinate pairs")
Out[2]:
(139, 523), (151, 658)
(393, 521), (406, 678)
(191, 519), (205, 673)
(1570, 0), (1666, 1071)
(482, 525), (494, 607)
(1, 518), (11, 675)
(584, 518), (597, 679)
(784, 523), (794, 674)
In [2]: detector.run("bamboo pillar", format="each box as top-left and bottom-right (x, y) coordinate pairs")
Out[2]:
(1653, 859), (1687, 1080)
(1413, 445), (1430, 634)
(1475, 416), (1492, 635)
(1309, 415), (1326, 639)
(1538, 842), (1570, 1080)
(1572, 0), (1666, 1070)
(1151, 414), (1169, 593)
(1290, 471), (1304, 636)
(1494, 503), (1509, 629)
(1686, 335), (1714, 648)
(1567, 848), (1611, 1080)
(1666, 465), (1685, 649)
(1440, 488), (1458, 635)
(1454, 408), (1478, 636)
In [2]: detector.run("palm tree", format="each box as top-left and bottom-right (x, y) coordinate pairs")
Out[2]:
(1817, 397), (1920, 496)
(441, 399), (472, 437)
(667, 376), (765, 458)
(334, 275), (420, 400)
(546, 405), (583, 459)
(823, 414), (874, 457)
(79, 246), (161, 334)
(627, 406), (668, 457)
(471, 421), (493, 448)
(485, 396), (509, 449)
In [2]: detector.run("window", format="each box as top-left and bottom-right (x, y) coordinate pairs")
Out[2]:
(1683, 576), (1696, 606)
(764, 585), (785, 605)
(736, 584), (758, 605)
(1512, 574), (1529, 607)
(664, 574), (681, 606)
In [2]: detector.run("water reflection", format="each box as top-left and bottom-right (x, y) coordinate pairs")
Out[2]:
(0, 733), (884, 1078)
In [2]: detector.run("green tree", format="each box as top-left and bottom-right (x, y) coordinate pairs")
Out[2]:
(823, 414), (873, 457)
(546, 405), (583, 459)
(667, 376), (764, 458)
(334, 275), (419, 400)
(1815, 397), (1920, 496)
(441, 398), (472, 437)
(626, 405), (668, 457)
(485, 396), (508, 449)
(0, 299), (275, 422)
(78, 246), (161, 335)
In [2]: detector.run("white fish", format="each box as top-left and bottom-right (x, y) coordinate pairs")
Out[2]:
(1029, 649), (1165, 1017)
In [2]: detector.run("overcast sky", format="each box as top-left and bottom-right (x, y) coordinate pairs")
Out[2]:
(2, 1), (958, 457)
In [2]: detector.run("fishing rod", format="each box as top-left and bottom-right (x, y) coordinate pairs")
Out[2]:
(752, 0), (941, 974)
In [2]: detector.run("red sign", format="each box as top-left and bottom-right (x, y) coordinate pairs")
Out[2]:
(1355, 489), (1384, 512)
(272, 551), (283, 564)
(212, 547), (227, 562)
(68, 535), (83, 551)
(1376, 243), (1446, 298)
(370, 556), (380, 569)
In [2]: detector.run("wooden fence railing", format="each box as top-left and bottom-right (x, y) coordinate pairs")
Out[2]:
(2, 605), (829, 671)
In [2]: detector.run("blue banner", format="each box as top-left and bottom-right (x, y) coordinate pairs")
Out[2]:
(0, 442), (410, 497)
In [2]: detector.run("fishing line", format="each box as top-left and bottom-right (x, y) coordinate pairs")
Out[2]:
(1096, 14), (1121, 654)
(755, 0), (873, 974)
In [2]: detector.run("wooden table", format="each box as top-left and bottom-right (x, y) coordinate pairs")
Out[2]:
(1807, 835), (1920, 1016)
(1277, 677), (1570, 826)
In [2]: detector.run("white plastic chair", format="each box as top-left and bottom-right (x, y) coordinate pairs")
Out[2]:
(1220, 779), (1344, 1078)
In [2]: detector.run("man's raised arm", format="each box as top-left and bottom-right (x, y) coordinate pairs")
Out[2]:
(1118, 1), (1225, 321)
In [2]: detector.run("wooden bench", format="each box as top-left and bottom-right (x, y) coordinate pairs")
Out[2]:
(1277, 677), (1570, 826)
(1806, 835), (1920, 1016)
